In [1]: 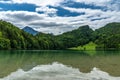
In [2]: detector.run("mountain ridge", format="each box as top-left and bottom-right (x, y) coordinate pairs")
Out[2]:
(0, 20), (120, 50)
(22, 26), (38, 35)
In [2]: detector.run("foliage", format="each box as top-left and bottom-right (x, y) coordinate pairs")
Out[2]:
(0, 38), (10, 49)
(95, 22), (120, 50)
(55, 25), (94, 49)
(69, 42), (96, 50)
(0, 20), (120, 50)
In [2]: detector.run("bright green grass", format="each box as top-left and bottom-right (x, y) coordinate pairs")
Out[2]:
(69, 42), (97, 51)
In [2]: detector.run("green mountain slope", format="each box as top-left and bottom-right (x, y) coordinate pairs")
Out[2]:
(95, 22), (120, 49)
(0, 20), (120, 50)
(0, 20), (62, 50)
(55, 25), (94, 49)
(0, 20), (41, 49)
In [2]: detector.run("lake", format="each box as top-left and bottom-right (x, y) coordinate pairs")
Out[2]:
(0, 50), (120, 80)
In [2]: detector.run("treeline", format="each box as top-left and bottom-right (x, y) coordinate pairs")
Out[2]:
(55, 25), (94, 49)
(94, 23), (120, 50)
(0, 20), (120, 50)
(0, 20), (38, 49)
(0, 20), (94, 50)
(0, 20), (63, 50)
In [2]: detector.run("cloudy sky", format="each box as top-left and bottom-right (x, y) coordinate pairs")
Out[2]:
(0, 0), (120, 34)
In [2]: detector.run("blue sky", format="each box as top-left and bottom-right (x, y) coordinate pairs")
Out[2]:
(0, 0), (120, 34)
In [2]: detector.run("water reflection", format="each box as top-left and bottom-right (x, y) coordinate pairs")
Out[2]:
(0, 50), (120, 77)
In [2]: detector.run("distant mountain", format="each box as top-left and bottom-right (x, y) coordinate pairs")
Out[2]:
(0, 20), (38, 49)
(0, 20), (120, 50)
(22, 26), (38, 35)
(0, 20), (62, 50)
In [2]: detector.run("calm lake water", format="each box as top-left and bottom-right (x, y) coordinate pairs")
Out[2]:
(0, 50), (120, 80)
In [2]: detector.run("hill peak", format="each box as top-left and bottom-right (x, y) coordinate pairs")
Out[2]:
(22, 26), (38, 35)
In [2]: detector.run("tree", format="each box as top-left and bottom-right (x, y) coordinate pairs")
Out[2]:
(0, 38), (11, 49)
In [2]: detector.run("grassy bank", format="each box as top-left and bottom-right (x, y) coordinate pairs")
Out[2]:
(69, 42), (97, 51)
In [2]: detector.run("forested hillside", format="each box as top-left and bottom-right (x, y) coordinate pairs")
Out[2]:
(0, 20), (43, 49)
(0, 20), (120, 50)
(55, 25), (94, 49)
(0, 20), (62, 50)
(95, 22), (120, 49)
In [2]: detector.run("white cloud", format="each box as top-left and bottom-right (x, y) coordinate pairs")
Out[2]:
(75, 0), (120, 11)
(63, 6), (120, 28)
(0, 0), (11, 3)
(63, 7), (103, 14)
(0, 9), (120, 35)
(3, 0), (64, 7)
(75, 0), (111, 5)
(36, 6), (58, 16)
(83, 0), (109, 3)
(0, 0), (120, 35)
(0, 11), (47, 27)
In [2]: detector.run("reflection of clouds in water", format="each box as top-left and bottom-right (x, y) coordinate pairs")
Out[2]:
(1, 62), (120, 80)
